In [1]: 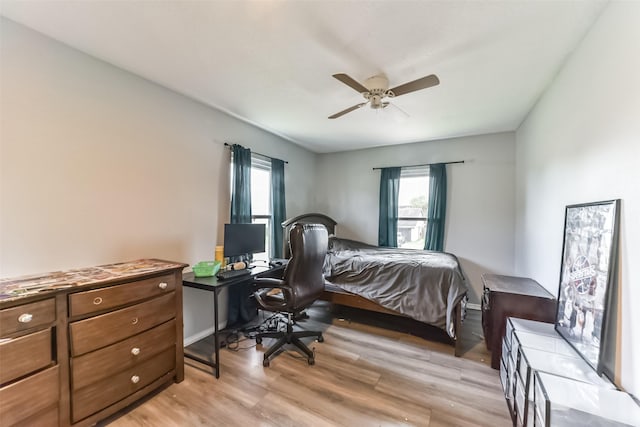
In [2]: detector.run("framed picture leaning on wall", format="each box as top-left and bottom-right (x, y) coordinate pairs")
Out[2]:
(555, 199), (620, 373)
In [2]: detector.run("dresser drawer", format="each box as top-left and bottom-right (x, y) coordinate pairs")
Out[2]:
(14, 404), (58, 427)
(0, 299), (55, 338)
(0, 328), (53, 385)
(70, 292), (175, 356)
(69, 273), (176, 317)
(72, 347), (175, 422)
(72, 319), (176, 390)
(0, 365), (59, 426)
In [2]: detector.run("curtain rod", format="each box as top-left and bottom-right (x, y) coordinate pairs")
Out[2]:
(372, 160), (464, 170)
(224, 143), (288, 164)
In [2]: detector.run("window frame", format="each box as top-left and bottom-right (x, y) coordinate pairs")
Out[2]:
(397, 166), (429, 249)
(250, 154), (272, 259)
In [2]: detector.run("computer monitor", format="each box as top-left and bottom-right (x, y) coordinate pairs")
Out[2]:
(223, 223), (266, 260)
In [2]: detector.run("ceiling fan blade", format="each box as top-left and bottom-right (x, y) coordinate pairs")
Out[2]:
(389, 74), (440, 97)
(328, 103), (366, 119)
(332, 73), (369, 93)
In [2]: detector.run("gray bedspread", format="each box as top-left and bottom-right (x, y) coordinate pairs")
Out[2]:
(323, 237), (468, 338)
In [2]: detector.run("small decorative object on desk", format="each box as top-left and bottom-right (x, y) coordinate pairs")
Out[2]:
(215, 245), (226, 267)
(192, 261), (221, 278)
(229, 261), (248, 271)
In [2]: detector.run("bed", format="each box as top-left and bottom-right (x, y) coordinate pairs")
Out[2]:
(282, 213), (468, 356)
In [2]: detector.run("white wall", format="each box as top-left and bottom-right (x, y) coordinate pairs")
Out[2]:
(315, 132), (516, 303)
(515, 2), (639, 395)
(0, 19), (317, 343)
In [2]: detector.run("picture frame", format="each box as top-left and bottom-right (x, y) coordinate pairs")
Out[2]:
(554, 199), (620, 373)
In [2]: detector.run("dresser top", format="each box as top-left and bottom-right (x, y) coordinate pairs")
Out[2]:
(481, 273), (555, 299)
(0, 259), (187, 304)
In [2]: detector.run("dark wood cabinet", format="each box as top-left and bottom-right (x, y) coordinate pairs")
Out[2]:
(0, 259), (186, 427)
(0, 298), (58, 426)
(481, 274), (557, 369)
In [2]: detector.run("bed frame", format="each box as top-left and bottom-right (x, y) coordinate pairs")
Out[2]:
(281, 213), (464, 356)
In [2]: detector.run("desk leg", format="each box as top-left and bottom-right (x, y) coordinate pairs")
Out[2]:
(214, 287), (220, 378)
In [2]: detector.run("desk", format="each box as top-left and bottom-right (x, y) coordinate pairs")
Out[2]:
(182, 263), (285, 378)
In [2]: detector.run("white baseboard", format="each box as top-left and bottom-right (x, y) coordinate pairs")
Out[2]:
(184, 326), (215, 347)
(467, 303), (481, 311)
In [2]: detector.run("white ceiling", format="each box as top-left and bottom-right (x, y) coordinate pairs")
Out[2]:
(0, 0), (607, 153)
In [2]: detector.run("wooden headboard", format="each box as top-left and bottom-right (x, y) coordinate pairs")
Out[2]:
(281, 213), (337, 258)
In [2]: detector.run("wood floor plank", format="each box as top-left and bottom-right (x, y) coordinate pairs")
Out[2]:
(252, 391), (339, 427)
(227, 357), (403, 427)
(105, 305), (511, 427)
(316, 332), (461, 384)
(429, 409), (508, 427)
(272, 356), (433, 425)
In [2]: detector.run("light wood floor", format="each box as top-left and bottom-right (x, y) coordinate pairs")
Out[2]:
(104, 304), (511, 427)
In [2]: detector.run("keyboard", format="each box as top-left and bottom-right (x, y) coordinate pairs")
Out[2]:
(216, 268), (251, 281)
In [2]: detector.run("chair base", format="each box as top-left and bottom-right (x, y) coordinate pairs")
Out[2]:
(256, 316), (323, 367)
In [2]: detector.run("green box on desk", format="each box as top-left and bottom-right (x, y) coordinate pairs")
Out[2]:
(192, 261), (221, 277)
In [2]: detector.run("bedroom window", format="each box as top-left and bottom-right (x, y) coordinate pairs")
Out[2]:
(250, 155), (271, 261)
(231, 145), (286, 260)
(398, 167), (429, 249)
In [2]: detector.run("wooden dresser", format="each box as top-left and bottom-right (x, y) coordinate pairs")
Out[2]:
(0, 259), (187, 427)
(481, 274), (557, 370)
(0, 298), (59, 426)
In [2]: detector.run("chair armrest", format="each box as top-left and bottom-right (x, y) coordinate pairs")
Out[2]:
(253, 277), (287, 290)
(253, 278), (293, 310)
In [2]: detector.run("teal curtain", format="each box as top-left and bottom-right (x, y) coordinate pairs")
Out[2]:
(228, 144), (254, 326)
(270, 158), (286, 258)
(378, 167), (401, 247)
(230, 144), (252, 224)
(424, 163), (447, 251)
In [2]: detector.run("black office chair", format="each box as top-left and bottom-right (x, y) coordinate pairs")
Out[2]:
(253, 223), (328, 367)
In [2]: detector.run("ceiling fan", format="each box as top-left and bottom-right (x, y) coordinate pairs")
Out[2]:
(328, 73), (440, 119)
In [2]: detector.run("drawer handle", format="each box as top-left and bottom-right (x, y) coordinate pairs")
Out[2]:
(18, 313), (33, 323)
(131, 317), (139, 325)
(131, 375), (140, 384)
(93, 297), (103, 305)
(158, 282), (168, 290)
(131, 347), (141, 356)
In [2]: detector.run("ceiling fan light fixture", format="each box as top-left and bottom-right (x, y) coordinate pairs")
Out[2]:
(370, 95), (384, 109)
(363, 75), (389, 92)
(329, 72), (439, 119)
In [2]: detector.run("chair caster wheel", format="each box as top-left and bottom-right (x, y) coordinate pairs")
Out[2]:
(263, 358), (270, 367)
(317, 335), (324, 343)
(308, 358), (315, 366)
(256, 337), (262, 345)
